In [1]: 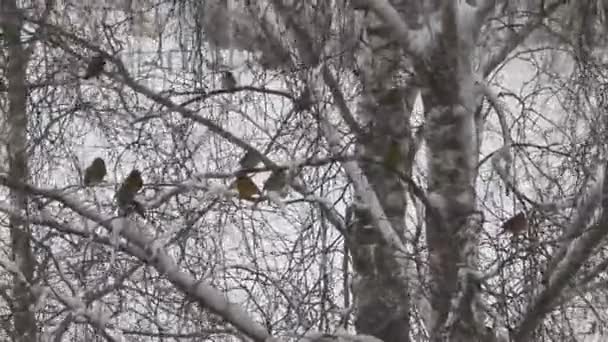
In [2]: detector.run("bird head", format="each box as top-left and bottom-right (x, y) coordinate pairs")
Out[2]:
(124, 169), (143, 193)
(129, 169), (141, 179)
(92, 157), (106, 170)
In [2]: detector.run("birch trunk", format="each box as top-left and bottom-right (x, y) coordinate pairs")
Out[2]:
(348, 4), (419, 342)
(0, 0), (37, 340)
(418, 3), (485, 341)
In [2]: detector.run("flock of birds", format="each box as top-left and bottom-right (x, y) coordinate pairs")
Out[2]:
(81, 152), (288, 219)
(80, 53), (288, 218)
(82, 158), (145, 218)
(80, 54), (527, 232)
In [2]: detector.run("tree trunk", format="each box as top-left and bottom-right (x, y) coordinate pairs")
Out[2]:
(1, 0), (37, 340)
(419, 3), (485, 341)
(349, 4), (417, 342)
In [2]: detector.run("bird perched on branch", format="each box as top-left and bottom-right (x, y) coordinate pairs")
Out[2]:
(83, 157), (107, 186)
(263, 169), (288, 196)
(239, 150), (261, 170)
(234, 173), (260, 201)
(221, 71), (237, 90)
(500, 211), (528, 235)
(83, 54), (105, 80)
(293, 87), (313, 112)
(116, 169), (145, 218)
(384, 139), (402, 171)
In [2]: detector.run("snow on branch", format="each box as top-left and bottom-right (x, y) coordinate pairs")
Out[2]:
(36, 20), (351, 241)
(514, 161), (608, 341)
(362, 0), (435, 58)
(0, 174), (272, 341)
(57, 292), (121, 340)
(0, 235), (122, 339)
(488, 143), (578, 212)
(479, 1), (566, 77)
(544, 163), (606, 281)
(116, 218), (272, 342)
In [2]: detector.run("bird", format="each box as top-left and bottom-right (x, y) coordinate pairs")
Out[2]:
(379, 88), (402, 107)
(234, 174), (260, 201)
(263, 169), (287, 194)
(83, 157), (107, 186)
(293, 87), (313, 112)
(83, 54), (105, 80)
(383, 140), (401, 171)
(221, 71), (237, 90)
(500, 212), (528, 235)
(116, 169), (145, 218)
(239, 150), (261, 169)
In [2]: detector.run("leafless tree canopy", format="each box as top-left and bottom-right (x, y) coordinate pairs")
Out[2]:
(1, 0), (608, 341)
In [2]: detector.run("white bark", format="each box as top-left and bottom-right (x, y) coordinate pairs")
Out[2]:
(0, 0), (37, 340)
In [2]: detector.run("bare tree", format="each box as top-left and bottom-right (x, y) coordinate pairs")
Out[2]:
(2, 0), (608, 341)
(0, 0), (48, 340)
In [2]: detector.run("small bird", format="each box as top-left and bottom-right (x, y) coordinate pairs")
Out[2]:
(239, 150), (261, 169)
(263, 169), (287, 194)
(83, 157), (107, 186)
(234, 174), (260, 201)
(501, 212), (528, 235)
(379, 88), (402, 107)
(383, 140), (401, 171)
(116, 169), (145, 218)
(83, 54), (105, 80)
(293, 87), (313, 112)
(221, 71), (237, 90)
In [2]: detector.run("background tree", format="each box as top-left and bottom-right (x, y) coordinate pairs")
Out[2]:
(1, 0), (608, 341)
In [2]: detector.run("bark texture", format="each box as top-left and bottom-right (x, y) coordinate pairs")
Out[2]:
(347, 2), (424, 342)
(413, 2), (484, 341)
(0, 0), (37, 340)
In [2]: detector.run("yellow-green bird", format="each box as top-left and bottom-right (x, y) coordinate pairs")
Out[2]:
(83, 157), (107, 187)
(116, 169), (145, 218)
(384, 140), (402, 171)
(234, 174), (260, 201)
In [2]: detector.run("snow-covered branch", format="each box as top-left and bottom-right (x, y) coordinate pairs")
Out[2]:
(514, 161), (608, 341)
(359, 0), (433, 58)
(0, 174), (271, 341)
(544, 164), (606, 277)
(480, 0), (566, 77)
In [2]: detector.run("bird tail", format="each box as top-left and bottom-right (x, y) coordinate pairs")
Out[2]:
(119, 200), (145, 219)
(132, 200), (145, 218)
